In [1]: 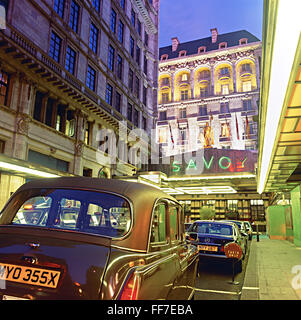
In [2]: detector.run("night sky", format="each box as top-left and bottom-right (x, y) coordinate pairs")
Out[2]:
(159, 0), (263, 48)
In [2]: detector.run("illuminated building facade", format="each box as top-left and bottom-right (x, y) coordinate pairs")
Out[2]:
(0, 0), (159, 208)
(150, 28), (268, 222)
(157, 28), (262, 156)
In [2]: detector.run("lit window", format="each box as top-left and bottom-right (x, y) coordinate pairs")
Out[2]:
(89, 23), (98, 54)
(108, 45), (115, 71)
(158, 128), (167, 143)
(181, 74), (188, 81)
(49, 31), (62, 63)
(131, 9), (135, 26)
(180, 90), (188, 101)
(110, 8), (116, 33)
(200, 86), (209, 97)
(242, 81), (252, 92)
(92, 0), (100, 12)
(118, 20), (124, 43)
(117, 55), (123, 80)
(0, 71), (9, 106)
(54, 0), (65, 18)
(86, 65), (96, 91)
(161, 93), (169, 104)
(69, 0), (80, 33)
(65, 46), (76, 75)
(221, 84), (229, 95)
(180, 108), (187, 118)
(106, 83), (113, 105)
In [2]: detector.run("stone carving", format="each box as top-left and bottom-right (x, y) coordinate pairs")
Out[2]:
(16, 114), (30, 135)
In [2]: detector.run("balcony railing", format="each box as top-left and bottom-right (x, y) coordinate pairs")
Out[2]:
(159, 79), (170, 89)
(198, 72), (210, 84)
(218, 70), (231, 81)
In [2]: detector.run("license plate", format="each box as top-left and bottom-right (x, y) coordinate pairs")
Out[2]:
(0, 263), (61, 289)
(198, 245), (218, 252)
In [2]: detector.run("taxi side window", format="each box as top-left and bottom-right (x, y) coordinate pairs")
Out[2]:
(150, 203), (167, 244)
(169, 203), (179, 242)
(178, 205), (185, 241)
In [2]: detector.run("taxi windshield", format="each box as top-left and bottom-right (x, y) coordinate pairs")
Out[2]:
(194, 222), (233, 236)
(7, 188), (131, 238)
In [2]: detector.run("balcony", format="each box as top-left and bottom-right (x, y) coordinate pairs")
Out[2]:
(197, 72), (210, 84)
(240, 65), (253, 79)
(159, 78), (170, 90)
(218, 69), (231, 81)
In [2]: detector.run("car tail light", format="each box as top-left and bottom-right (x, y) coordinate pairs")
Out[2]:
(120, 272), (139, 300)
(189, 235), (198, 242)
(220, 246), (225, 252)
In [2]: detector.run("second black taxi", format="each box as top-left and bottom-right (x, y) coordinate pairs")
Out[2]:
(187, 220), (246, 272)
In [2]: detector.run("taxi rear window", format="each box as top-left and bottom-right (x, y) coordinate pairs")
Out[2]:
(8, 189), (131, 238)
(192, 222), (233, 236)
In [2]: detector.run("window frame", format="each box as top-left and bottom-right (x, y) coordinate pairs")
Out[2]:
(69, 0), (80, 34)
(89, 22), (99, 54)
(86, 65), (96, 91)
(49, 31), (62, 63)
(106, 83), (113, 106)
(54, 0), (65, 18)
(108, 44), (115, 72)
(149, 200), (169, 251)
(65, 45), (77, 75)
(0, 70), (10, 106)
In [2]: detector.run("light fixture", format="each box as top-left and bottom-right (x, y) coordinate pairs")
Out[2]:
(0, 161), (59, 178)
(175, 186), (237, 194)
(160, 187), (185, 195)
(258, 0), (301, 193)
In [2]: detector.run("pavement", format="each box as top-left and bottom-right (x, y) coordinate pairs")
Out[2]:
(241, 234), (301, 300)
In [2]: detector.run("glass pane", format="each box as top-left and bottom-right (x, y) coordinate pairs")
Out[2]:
(150, 204), (166, 243)
(10, 189), (131, 238)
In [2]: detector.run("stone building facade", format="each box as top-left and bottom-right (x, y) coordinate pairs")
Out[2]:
(0, 0), (159, 208)
(157, 28), (262, 156)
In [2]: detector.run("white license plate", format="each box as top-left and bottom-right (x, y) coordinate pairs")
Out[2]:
(198, 245), (218, 252)
(0, 263), (61, 288)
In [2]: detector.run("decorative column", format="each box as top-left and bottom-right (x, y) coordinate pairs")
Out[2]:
(232, 62), (237, 93)
(210, 62), (215, 96)
(190, 68), (195, 99)
(73, 110), (86, 176)
(170, 71), (175, 102)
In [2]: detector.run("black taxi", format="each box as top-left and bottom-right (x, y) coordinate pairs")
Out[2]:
(0, 177), (198, 300)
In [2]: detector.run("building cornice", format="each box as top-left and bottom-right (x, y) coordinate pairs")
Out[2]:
(159, 42), (262, 72)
